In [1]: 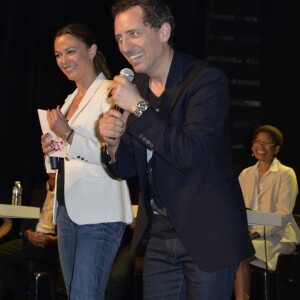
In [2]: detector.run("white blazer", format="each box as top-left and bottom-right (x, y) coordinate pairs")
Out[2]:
(239, 158), (300, 242)
(46, 73), (133, 225)
(239, 158), (300, 269)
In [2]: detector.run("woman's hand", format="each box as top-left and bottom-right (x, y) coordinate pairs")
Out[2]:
(25, 231), (57, 248)
(47, 105), (70, 139)
(249, 231), (261, 240)
(41, 133), (55, 154)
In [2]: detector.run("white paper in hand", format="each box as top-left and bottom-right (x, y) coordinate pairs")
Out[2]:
(37, 109), (66, 157)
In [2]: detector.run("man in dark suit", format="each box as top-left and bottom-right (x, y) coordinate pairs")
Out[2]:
(99, 0), (255, 299)
(0, 173), (66, 300)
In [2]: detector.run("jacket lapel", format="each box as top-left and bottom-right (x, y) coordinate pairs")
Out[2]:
(159, 53), (207, 118)
(257, 160), (280, 198)
(61, 73), (106, 125)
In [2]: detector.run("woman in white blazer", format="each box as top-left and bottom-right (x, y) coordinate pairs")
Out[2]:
(234, 125), (300, 300)
(41, 24), (133, 300)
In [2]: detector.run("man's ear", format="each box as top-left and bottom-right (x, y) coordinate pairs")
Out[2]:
(159, 22), (171, 42)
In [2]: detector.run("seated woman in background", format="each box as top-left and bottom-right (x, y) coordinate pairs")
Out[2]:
(234, 124), (300, 300)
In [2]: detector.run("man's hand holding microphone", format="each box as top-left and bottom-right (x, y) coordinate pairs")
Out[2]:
(100, 68), (139, 145)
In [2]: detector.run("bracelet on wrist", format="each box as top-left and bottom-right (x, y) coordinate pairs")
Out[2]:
(63, 128), (74, 142)
(62, 128), (71, 140)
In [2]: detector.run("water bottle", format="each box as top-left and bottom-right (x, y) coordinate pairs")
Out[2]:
(11, 181), (22, 206)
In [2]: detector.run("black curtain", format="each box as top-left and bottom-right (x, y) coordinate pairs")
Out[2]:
(260, 0), (300, 212)
(0, 0), (207, 203)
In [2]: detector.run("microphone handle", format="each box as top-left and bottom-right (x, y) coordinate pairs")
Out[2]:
(109, 106), (123, 140)
(109, 68), (133, 139)
(50, 156), (59, 170)
(114, 105), (123, 113)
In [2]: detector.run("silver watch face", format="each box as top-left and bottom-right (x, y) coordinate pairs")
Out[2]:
(134, 100), (149, 117)
(137, 101), (149, 111)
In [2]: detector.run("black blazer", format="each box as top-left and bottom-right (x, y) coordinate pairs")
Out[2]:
(108, 50), (254, 272)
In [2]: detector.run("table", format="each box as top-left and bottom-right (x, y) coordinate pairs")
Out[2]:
(246, 209), (282, 226)
(0, 204), (40, 219)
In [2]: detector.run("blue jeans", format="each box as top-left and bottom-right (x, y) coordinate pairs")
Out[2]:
(143, 236), (237, 300)
(56, 205), (126, 300)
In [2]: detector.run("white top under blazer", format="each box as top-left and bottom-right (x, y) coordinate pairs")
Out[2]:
(46, 73), (133, 225)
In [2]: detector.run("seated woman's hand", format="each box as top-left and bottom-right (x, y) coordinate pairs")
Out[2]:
(249, 231), (260, 240)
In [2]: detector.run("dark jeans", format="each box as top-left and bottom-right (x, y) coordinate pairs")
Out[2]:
(143, 236), (237, 300)
(0, 237), (66, 300)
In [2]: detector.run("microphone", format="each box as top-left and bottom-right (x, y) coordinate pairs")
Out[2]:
(50, 156), (59, 170)
(120, 68), (134, 82)
(114, 68), (135, 113)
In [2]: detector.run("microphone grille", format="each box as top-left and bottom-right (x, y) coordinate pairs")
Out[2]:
(120, 68), (134, 82)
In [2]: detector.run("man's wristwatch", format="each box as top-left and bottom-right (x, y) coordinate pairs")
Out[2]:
(133, 100), (150, 118)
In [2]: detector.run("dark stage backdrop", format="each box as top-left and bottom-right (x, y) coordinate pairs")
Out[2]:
(0, 0), (299, 212)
